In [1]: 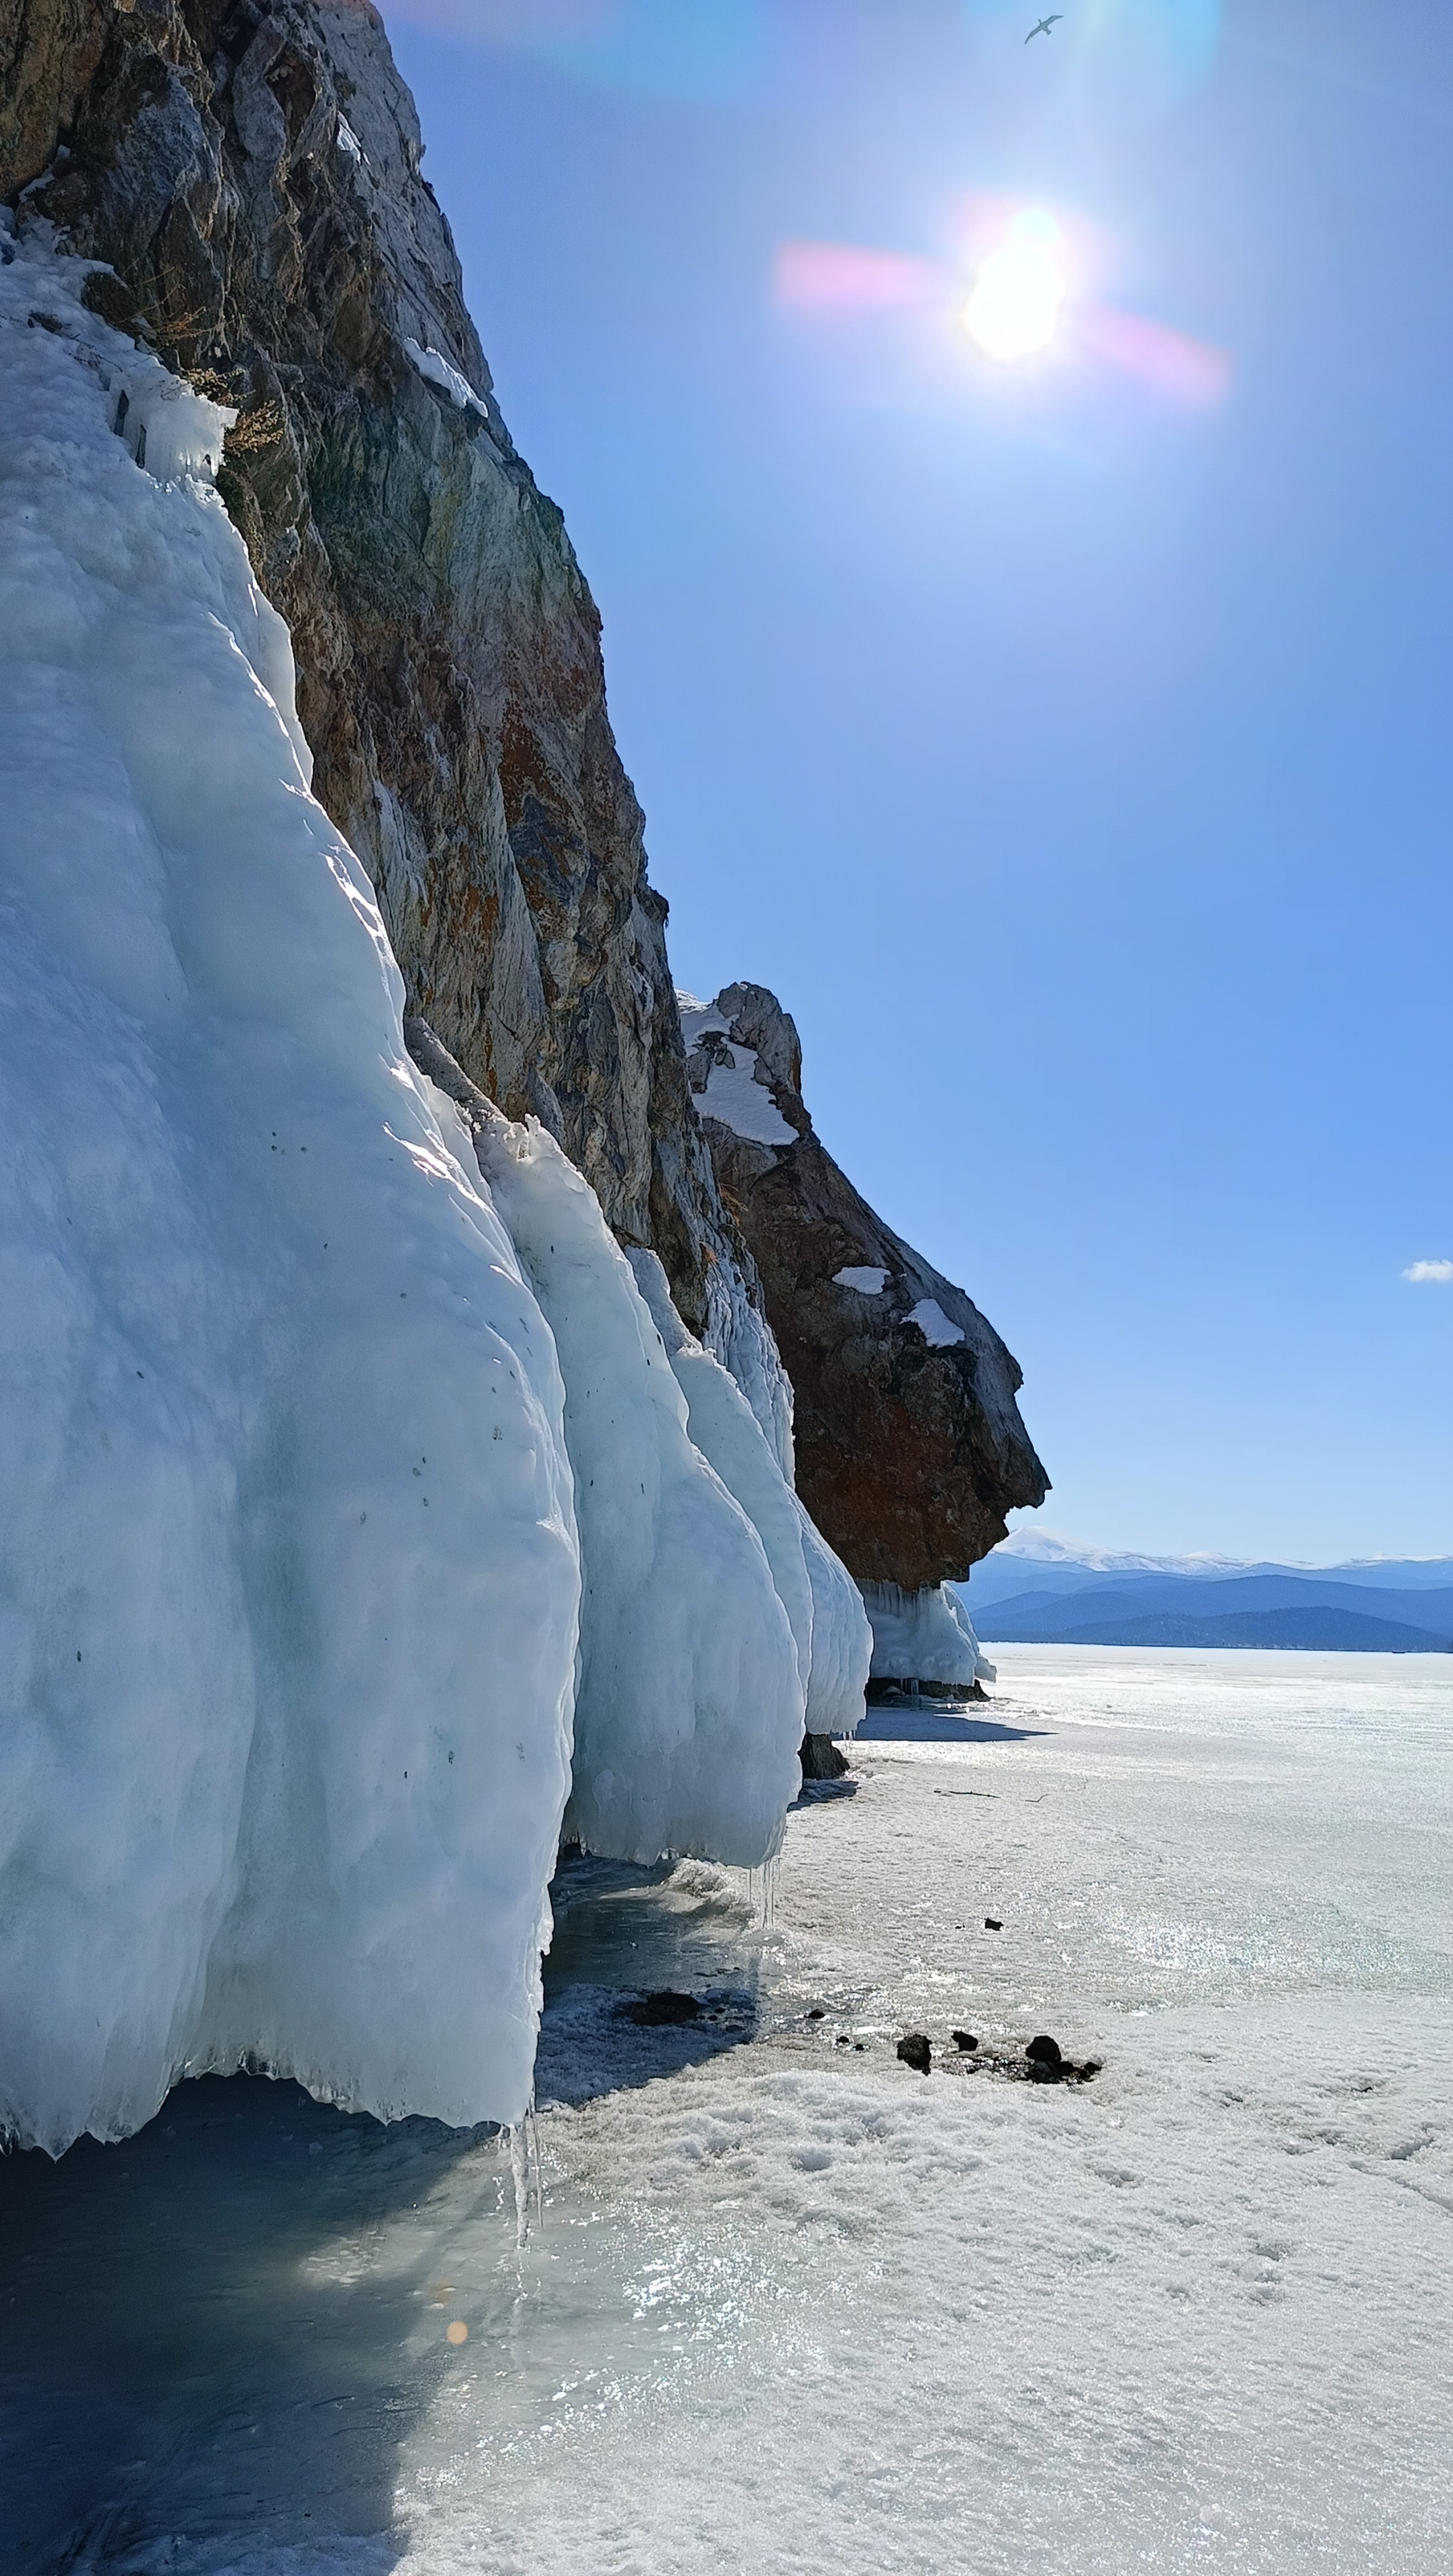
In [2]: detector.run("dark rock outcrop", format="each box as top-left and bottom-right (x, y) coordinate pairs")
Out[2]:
(799, 1731), (850, 1782)
(682, 985), (1048, 1588)
(2, 0), (743, 1329)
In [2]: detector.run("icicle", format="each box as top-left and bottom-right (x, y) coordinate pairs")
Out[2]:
(528, 2094), (545, 2233)
(507, 2117), (530, 2251)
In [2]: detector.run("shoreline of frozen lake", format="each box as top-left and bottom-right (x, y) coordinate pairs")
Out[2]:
(3, 1646), (1449, 2575)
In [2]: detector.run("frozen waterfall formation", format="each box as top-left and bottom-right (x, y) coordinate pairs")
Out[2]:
(2, 0), (1037, 2151)
(0, 236), (866, 2155)
(681, 989), (1049, 1691)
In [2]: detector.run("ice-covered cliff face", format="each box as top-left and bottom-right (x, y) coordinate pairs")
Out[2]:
(0, 236), (860, 2155)
(1, 0), (748, 1337)
(682, 986), (1050, 1596)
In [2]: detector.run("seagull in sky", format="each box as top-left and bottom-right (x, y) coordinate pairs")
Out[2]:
(1026, 14), (1062, 37)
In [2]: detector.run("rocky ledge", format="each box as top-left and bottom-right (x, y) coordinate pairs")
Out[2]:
(681, 983), (1049, 1597)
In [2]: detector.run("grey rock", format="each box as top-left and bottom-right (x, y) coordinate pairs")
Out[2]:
(799, 1731), (850, 1782)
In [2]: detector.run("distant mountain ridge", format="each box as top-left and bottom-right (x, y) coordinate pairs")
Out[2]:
(963, 1536), (1453, 1652)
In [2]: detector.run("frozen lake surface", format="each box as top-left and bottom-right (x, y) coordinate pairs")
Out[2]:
(5, 1647), (1451, 2574)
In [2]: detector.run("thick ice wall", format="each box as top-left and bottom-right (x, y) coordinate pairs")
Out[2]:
(797, 1512), (875, 1736)
(0, 238), (580, 2153)
(861, 1582), (996, 1688)
(701, 1247), (798, 1483)
(440, 1104), (808, 1866)
(628, 1251), (871, 1740)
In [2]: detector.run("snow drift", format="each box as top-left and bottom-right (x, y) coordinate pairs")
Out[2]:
(0, 232), (861, 2154)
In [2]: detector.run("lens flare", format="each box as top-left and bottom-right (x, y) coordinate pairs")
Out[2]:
(964, 211), (1065, 363)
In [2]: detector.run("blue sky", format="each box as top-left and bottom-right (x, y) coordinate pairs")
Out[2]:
(382, 0), (1453, 1561)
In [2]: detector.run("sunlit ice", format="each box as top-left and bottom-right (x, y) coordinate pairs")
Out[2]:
(964, 209), (1068, 364)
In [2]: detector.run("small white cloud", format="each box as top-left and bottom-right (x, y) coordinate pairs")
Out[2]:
(1403, 1259), (1453, 1284)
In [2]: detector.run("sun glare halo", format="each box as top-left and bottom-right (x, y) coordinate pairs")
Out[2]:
(964, 210), (1066, 364)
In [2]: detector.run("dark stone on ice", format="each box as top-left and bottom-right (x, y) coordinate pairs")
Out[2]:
(1026, 2035), (1062, 2064)
(807, 2007), (826, 2020)
(801, 1731), (850, 1781)
(622, 1990), (702, 2025)
(984, 1918), (1003, 1931)
(896, 2033), (932, 2074)
(951, 2030), (978, 2052)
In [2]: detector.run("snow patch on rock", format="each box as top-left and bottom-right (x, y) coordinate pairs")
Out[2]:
(836, 1265), (888, 1295)
(694, 1041), (798, 1148)
(906, 1296), (965, 1349)
(678, 992), (797, 1149)
(404, 335), (487, 419)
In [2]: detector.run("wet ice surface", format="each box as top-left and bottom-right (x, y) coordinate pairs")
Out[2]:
(4, 1647), (1451, 2574)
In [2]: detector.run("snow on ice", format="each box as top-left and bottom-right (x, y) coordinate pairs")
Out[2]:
(0, 232), (847, 2154)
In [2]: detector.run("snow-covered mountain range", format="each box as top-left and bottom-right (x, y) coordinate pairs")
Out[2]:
(964, 1529), (1453, 1650)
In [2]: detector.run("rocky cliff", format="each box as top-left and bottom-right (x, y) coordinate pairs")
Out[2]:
(681, 985), (1049, 1591)
(3, 0), (1044, 1601)
(1, 0), (742, 1335)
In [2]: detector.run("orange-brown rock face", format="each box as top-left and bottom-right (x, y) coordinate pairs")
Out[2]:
(2, 0), (736, 1327)
(683, 986), (1049, 1590)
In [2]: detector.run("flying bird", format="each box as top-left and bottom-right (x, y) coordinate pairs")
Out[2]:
(1026, 14), (1062, 37)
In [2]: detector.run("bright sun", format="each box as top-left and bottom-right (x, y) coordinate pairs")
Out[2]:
(964, 210), (1066, 362)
